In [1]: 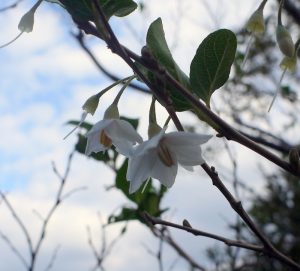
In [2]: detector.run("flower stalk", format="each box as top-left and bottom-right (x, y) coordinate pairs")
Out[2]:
(64, 75), (135, 139)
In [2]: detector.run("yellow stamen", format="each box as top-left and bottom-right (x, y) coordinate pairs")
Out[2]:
(157, 140), (174, 167)
(100, 130), (112, 147)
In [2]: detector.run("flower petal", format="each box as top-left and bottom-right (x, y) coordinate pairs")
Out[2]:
(86, 119), (111, 136)
(181, 165), (194, 172)
(127, 150), (157, 194)
(84, 119), (112, 155)
(129, 128), (165, 157)
(105, 119), (143, 144)
(85, 132), (107, 155)
(165, 132), (212, 146)
(172, 145), (205, 166)
(114, 140), (135, 157)
(151, 159), (178, 188)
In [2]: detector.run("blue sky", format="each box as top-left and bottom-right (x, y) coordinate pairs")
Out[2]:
(0, 1), (279, 271)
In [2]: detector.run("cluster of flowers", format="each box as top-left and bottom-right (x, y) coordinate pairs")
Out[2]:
(83, 101), (212, 194)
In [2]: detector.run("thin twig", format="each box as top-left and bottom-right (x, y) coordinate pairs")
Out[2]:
(0, 230), (29, 268)
(0, 0), (24, 12)
(31, 151), (76, 271)
(146, 223), (206, 271)
(87, 213), (126, 271)
(44, 245), (61, 271)
(81, 3), (300, 270)
(73, 31), (149, 94)
(201, 163), (300, 270)
(76, 11), (300, 178)
(0, 192), (34, 256)
(143, 213), (263, 253)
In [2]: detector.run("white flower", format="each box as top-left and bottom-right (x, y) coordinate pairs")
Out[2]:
(85, 119), (143, 156)
(126, 127), (212, 193)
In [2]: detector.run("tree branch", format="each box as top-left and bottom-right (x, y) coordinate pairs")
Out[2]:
(80, 3), (300, 269)
(72, 31), (150, 94)
(142, 213), (263, 253)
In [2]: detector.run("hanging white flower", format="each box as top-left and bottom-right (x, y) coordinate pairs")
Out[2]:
(126, 127), (212, 193)
(85, 104), (143, 156)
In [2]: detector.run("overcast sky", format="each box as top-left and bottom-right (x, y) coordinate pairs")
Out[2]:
(0, 1), (282, 271)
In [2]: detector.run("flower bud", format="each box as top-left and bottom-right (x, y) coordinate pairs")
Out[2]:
(18, 0), (43, 33)
(18, 9), (35, 33)
(82, 94), (100, 115)
(246, 0), (267, 34)
(104, 104), (119, 119)
(148, 122), (162, 138)
(280, 55), (297, 72)
(276, 25), (295, 57)
(246, 9), (265, 34)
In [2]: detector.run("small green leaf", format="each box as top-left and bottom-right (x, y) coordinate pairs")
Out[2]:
(146, 18), (192, 111)
(75, 134), (111, 162)
(108, 207), (139, 223)
(58, 0), (137, 22)
(115, 159), (153, 204)
(102, 0), (138, 18)
(190, 29), (237, 106)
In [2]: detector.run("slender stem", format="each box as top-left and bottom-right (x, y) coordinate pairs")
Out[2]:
(87, 3), (300, 269)
(164, 71), (299, 175)
(268, 67), (286, 112)
(0, 32), (23, 49)
(278, 0), (284, 25)
(112, 75), (136, 105)
(31, 0), (43, 12)
(143, 213), (263, 253)
(241, 33), (254, 69)
(200, 163), (300, 270)
(73, 32), (149, 93)
(0, 192), (34, 256)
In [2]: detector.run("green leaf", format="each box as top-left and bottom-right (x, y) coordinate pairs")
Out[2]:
(108, 207), (139, 223)
(75, 134), (111, 162)
(58, 0), (137, 22)
(115, 159), (152, 204)
(115, 160), (167, 216)
(146, 18), (192, 111)
(102, 0), (138, 18)
(190, 29), (237, 106)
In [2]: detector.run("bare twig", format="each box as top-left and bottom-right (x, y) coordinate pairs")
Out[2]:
(30, 151), (76, 271)
(76, 8), (300, 178)
(0, 230), (29, 268)
(0, 192), (34, 257)
(87, 213), (126, 271)
(0, 0), (24, 12)
(0, 150), (84, 271)
(77, 2), (300, 269)
(44, 245), (61, 271)
(146, 223), (206, 271)
(73, 31), (150, 94)
(201, 164), (300, 270)
(143, 213), (263, 253)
